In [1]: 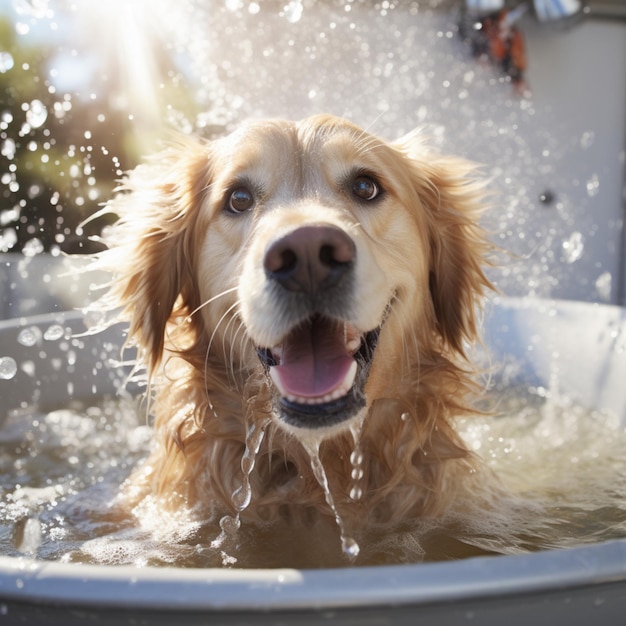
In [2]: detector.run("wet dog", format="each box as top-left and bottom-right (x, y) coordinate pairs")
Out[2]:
(94, 114), (494, 562)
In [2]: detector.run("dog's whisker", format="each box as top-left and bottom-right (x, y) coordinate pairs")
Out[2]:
(206, 300), (241, 357)
(232, 319), (253, 381)
(222, 312), (250, 384)
(203, 299), (242, 413)
(186, 286), (239, 321)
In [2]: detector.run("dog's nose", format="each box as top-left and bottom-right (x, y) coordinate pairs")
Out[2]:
(264, 225), (355, 293)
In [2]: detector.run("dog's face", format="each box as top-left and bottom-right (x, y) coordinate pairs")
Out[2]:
(105, 115), (490, 442)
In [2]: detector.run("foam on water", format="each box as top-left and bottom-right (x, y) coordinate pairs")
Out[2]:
(1, 391), (626, 568)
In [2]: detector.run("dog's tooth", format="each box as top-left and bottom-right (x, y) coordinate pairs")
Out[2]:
(346, 337), (361, 353)
(344, 360), (358, 390)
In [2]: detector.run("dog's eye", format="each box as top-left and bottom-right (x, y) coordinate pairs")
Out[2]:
(226, 187), (255, 214)
(352, 175), (381, 202)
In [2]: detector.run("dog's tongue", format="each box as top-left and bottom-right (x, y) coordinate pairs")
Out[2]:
(271, 317), (354, 399)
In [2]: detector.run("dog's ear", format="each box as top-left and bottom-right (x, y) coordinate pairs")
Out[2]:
(96, 138), (212, 370)
(395, 134), (494, 354)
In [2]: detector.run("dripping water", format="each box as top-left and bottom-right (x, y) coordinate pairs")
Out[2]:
(211, 419), (270, 554)
(302, 439), (360, 560)
(348, 421), (364, 502)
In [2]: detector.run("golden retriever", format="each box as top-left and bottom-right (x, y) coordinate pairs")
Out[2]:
(93, 114), (494, 564)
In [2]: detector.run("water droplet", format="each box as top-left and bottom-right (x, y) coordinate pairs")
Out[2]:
(0, 228), (17, 252)
(17, 326), (41, 347)
(341, 536), (360, 558)
(43, 324), (65, 341)
(586, 173), (600, 197)
(25, 99), (47, 129)
(351, 467), (363, 481)
(595, 272), (612, 301)
(539, 190), (555, 205)
(282, 0), (303, 23)
(580, 131), (595, 149)
(562, 232), (584, 264)
(21, 360), (35, 376)
(22, 238), (44, 257)
(349, 486), (363, 500)
(0, 357), (17, 380)
(224, 0), (243, 10)
(0, 52), (14, 73)
(349, 450), (363, 466)
(14, 0), (50, 19)
(1, 138), (16, 159)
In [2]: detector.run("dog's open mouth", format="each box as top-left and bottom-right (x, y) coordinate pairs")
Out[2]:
(257, 315), (380, 430)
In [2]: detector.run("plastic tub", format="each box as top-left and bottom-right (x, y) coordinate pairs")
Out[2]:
(0, 297), (625, 625)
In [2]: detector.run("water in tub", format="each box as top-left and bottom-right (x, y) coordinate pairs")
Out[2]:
(1, 366), (626, 568)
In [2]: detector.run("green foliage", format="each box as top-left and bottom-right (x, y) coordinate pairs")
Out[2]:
(0, 12), (201, 254)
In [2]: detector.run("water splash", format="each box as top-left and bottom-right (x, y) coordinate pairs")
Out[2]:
(17, 517), (42, 554)
(211, 419), (269, 554)
(302, 439), (360, 560)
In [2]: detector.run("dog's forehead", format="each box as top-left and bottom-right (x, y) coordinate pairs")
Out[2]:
(218, 116), (389, 183)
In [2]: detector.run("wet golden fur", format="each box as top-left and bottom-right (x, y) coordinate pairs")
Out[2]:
(94, 114), (494, 541)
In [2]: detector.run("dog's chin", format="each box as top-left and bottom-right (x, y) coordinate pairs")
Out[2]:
(256, 316), (380, 438)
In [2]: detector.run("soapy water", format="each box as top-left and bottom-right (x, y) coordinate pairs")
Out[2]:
(1, 390), (626, 569)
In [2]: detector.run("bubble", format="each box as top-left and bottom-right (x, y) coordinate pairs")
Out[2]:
(25, 99), (48, 129)
(0, 52), (14, 73)
(17, 326), (41, 347)
(0, 357), (18, 380)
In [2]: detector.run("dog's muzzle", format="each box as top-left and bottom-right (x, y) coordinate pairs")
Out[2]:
(255, 224), (381, 430)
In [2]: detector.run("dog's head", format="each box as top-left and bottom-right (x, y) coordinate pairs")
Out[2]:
(99, 114), (492, 441)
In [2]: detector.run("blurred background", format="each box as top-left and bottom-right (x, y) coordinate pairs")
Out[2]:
(0, 0), (625, 318)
